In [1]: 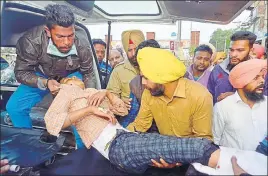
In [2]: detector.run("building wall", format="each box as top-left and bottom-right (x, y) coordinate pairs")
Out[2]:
(109, 39), (191, 61)
(110, 39), (190, 49)
(105, 35), (113, 48)
(190, 31), (200, 47)
(146, 32), (155, 40)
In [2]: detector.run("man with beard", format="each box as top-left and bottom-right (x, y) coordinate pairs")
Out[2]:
(120, 39), (161, 130)
(207, 31), (261, 104)
(106, 30), (145, 108)
(127, 47), (213, 140)
(187, 44), (213, 88)
(126, 47), (213, 169)
(6, 4), (96, 148)
(213, 59), (267, 150)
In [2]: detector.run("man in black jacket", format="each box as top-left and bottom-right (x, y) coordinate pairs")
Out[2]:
(6, 4), (96, 149)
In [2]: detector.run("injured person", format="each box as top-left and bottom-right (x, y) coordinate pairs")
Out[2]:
(44, 76), (267, 175)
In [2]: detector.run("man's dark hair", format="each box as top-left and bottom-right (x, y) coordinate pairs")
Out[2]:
(194, 44), (213, 56)
(45, 4), (75, 29)
(230, 31), (257, 47)
(135, 39), (161, 58)
(92, 39), (107, 49)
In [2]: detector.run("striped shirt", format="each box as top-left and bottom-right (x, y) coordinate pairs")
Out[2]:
(44, 84), (128, 148)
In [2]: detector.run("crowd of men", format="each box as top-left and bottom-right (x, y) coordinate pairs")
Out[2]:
(1, 4), (267, 175)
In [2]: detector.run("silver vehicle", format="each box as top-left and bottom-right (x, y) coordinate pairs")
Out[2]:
(0, 1), (254, 175)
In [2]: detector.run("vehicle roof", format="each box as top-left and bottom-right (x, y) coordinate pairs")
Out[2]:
(7, 1), (253, 25)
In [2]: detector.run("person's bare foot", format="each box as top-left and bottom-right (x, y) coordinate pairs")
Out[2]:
(231, 156), (247, 175)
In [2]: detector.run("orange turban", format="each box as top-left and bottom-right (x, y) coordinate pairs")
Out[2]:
(253, 44), (265, 59)
(229, 59), (267, 88)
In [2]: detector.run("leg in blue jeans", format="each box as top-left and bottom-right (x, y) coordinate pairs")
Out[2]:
(6, 72), (49, 128)
(6, 84), (49, 128)
(66, 71), (85, 149)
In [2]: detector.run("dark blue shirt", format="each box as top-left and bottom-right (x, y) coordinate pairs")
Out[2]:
(99, 60), (112, 88)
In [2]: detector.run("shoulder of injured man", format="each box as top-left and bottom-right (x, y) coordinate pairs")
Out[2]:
(59, 84), (86, 97)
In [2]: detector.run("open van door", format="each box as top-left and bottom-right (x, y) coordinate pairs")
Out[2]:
(0, 1), (102, 171)
(13, 1), (253, 25)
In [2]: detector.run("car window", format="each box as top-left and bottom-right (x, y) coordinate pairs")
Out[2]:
(94, 1), (160, 15)
(1, 57), (9, 70)
(1, 47), (19, 85)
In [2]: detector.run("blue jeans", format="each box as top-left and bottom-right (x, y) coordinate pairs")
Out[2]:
(256, 143), (268, 156)
(6, 71), (85, 149)
(119, 92), (139, 128)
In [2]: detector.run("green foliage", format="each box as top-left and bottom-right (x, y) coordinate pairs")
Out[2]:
(188, 46), (196, 57)
(209, 29), (235, 52)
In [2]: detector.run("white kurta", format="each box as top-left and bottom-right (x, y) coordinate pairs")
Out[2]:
(213, 91), (267, 150)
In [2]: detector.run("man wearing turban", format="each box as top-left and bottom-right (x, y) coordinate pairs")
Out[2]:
(213, 59), (267, 151)
(120, 39), (161, 131)
(250, 44), (266, 59)
(207, 31), (267, 104)
(106, 30), (145, 107)
(127, 47), (213, 140)
(126, 47), (213, 168)
(212, 52), (227, 66)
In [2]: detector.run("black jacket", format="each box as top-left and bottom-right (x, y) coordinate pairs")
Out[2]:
(14, 25), (96, 88)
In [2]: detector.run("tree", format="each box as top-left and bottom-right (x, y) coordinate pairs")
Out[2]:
(209, 29), (235, 52)
(188, 46), (196, 57)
